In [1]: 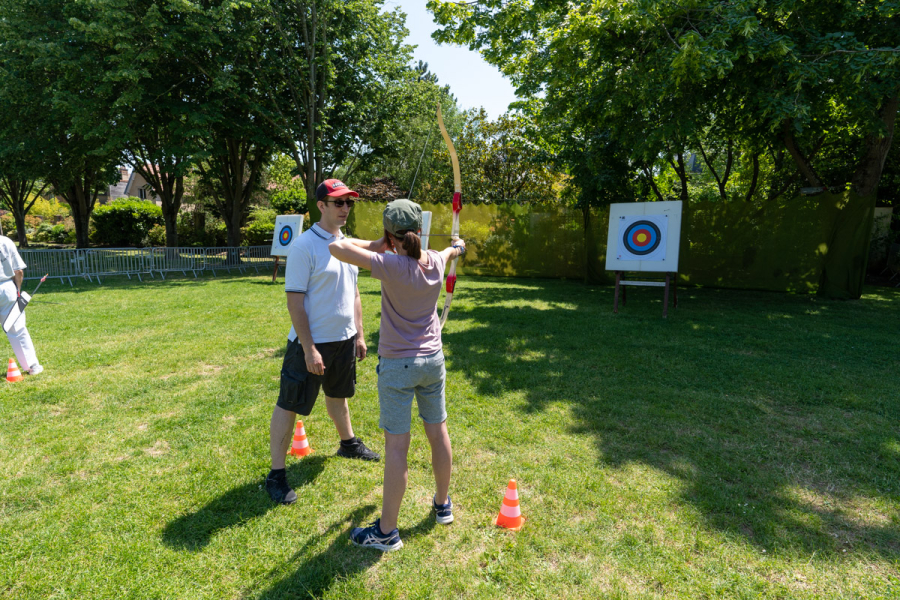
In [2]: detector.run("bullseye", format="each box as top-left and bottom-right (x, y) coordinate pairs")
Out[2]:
(623, 220), (661, 255)
(279, 225), (293, 246)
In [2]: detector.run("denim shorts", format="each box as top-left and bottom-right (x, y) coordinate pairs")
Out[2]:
(377, 350), (446, 434)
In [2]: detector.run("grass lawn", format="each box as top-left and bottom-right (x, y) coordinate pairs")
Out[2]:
(2, 273), (899, 599)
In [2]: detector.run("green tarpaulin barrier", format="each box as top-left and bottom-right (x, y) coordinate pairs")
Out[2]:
(344, 192), (876, 298)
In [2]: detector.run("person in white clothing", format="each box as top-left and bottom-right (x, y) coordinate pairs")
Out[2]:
(264, 179), (381, 506)
(0, 235), (42, 375)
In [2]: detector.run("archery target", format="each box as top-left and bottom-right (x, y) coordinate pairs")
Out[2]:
(606, 201), (682, 271)
(617, 214), (667, 261)
(279, 225), (293, 246)
(622, 220), (661, 256)
(270, 214), (306, 257)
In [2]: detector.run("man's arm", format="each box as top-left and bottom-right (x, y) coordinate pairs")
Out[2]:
(353, 286), (366, 361)
(13, 270), (23, 295)
(286, 292), (325, 375)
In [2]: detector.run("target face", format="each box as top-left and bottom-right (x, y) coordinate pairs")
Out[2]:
(279, 225), (293, 246)
(615, 214), (668, 262)
(622, 220), (661, 255)
(271, 215), (305, 257)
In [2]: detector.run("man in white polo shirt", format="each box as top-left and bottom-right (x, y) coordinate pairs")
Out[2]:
(0, 235), (42, 375)
(266, 179), (380, 505)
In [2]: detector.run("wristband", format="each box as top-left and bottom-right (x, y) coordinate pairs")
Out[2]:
(452, 244), (466, 257)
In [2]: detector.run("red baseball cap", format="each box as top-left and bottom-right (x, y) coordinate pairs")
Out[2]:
(316, 179), (359, 202)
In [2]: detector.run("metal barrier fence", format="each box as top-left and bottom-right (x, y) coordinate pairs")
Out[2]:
(19, 249), (83, 286)
(148, 247), (206, 279)
(80, 248), (154, 283)
(20, 246), (276, 285)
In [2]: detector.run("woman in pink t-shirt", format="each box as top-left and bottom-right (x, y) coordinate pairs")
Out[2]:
(329, 199), (466, 551)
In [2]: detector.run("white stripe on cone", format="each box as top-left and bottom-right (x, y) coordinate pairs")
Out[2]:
(500, 503), (521, 518)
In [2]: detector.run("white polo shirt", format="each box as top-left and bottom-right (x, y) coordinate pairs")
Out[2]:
(0, 236), (25, 284)
(284, 223), (358, 344)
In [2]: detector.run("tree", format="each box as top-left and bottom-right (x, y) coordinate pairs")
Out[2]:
(421, 108), (561, 205)
(82, 0), (277, 248)
(430, 0), (900, 298)
(0, 102), (50, 247)
(0, 0), (120, 248)
(189, 3), (282, 247)
(258, 0), (420, 222)
(266, 153), (308, 214)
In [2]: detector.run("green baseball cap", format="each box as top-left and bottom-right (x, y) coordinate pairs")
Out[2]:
(383, 199), (423, 236)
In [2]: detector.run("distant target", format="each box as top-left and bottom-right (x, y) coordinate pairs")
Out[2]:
(622, 220), (661, 255)
(279, 225), (293, 246)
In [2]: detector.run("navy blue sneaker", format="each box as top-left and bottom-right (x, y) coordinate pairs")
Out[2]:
(350, 518), (403, 551)
(265, 471), (297, 505)
(433, 495), (453, 524)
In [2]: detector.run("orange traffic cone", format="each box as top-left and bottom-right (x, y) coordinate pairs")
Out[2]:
(495, 479), (526, 530)
(6, 358), (23, 383)
(288, 420), (312, 457)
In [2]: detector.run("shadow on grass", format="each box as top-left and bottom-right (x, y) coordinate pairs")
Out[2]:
(447, 280), (900, 557)
(254, 506), (437, 599)
(161, 456), (327, 551)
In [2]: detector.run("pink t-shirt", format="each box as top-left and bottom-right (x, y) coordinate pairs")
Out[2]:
(369, 250), (446, 358)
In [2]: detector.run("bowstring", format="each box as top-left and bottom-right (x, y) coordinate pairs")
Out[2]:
(407, 126), (433, 201)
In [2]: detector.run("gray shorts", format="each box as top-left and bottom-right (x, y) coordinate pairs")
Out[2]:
(377, 350), (446, 434)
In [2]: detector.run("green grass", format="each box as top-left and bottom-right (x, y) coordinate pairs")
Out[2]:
(2, 273), (899, 599)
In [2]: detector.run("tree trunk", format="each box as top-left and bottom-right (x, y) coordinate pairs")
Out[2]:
(61, 178), (97, 249)
(850, 95), (899, 198)
(153, 174), (183, 248)
(0, 178), (43, 248)
(744, 154), (760, 202)
(817, 191), (876, 300)
(818, 94), (899, 299)
(69, 192), (93, 249)
(783, 120), (823, 187)
(582, 203), (607, 284)
(13, 209), (28, 248)
(130, 161), (185, 248)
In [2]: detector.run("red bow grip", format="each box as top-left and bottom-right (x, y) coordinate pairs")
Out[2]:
(452, 192), (462, 213)
(445, 274), (457, 294)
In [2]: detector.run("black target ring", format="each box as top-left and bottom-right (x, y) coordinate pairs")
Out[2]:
(279, 225), (293, 246)
(622, 220), (662, 256)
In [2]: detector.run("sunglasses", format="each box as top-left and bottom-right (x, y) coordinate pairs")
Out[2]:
(323, 199), (355, 208)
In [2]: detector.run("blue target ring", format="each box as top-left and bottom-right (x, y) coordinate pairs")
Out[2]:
(622, 220), (661, 255)
(279, 225), (293, 246)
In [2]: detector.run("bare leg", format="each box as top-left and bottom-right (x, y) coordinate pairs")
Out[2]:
(379, 431), (411, 533)
(269, 406), (297, 470)
(325, 396), (354, 441)
(422, 420), (452, 505)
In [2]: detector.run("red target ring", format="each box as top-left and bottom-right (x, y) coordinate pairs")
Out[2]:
(623, 220), (661, 255)
(279, 225), (293, 246)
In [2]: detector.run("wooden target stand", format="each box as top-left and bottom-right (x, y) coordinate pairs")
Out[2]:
(613, 271), (678, 318)
(271, 256), (282, 282)
(606, 201), (683, 318)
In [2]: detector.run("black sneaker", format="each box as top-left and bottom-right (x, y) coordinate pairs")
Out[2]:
(350, 518), (403, 551)
(336, 438), (381, 462)
(265, 472), (297, 505)
(433, 495), (454, 524)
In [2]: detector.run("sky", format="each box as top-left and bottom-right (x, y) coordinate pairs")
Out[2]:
(383, 0), (519, 119)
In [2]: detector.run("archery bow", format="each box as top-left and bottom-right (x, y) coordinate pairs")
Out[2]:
(436, 102), (462, 330)
(2, 274), (47, 333)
